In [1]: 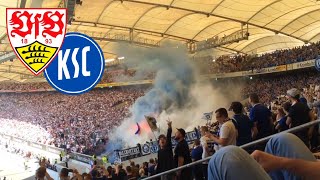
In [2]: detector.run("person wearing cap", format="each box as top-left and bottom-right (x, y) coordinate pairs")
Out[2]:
(205, 108), (237, 151)
(229, 102), (253, 150)
(286, 88), (314, 147)
(174, 127), (192, 180)
(248, 93), (273, 150)
(156, 118), (174, 180)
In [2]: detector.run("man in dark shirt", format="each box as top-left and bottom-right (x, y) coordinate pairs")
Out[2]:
(126, 166), (136, 180)
(112, 164), (127, 180)
(130, 161), (139, 178)
(229, 102), (253, 149)
(174, 128), (192, 180)
(156, 119), (174, 180)
(286, 88), (314, 147)
(249, 93), (273, 150)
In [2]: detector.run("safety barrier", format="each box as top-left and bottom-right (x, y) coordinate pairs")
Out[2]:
(0, 133), (63, 154)
(0, 133), (99, 164)
(145, 119), (320, 179)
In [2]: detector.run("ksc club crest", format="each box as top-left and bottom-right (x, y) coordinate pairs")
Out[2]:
(6, 8), (67, 75)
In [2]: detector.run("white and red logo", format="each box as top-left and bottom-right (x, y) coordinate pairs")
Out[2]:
(6, 8), (67, 75)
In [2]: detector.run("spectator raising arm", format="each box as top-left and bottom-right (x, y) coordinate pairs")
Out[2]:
(166, 118), (172, 149)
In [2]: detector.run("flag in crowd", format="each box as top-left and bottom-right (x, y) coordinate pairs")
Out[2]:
(145, 115), (158, 131)
(202, 111), (213, 120)
(135, 123), (141, 135)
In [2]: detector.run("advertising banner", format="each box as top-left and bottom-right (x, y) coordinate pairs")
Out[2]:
(118, 146), (142, 161)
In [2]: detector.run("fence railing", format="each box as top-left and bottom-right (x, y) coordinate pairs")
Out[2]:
(0, 133), (97, 164)
(145, 119), (320, 179)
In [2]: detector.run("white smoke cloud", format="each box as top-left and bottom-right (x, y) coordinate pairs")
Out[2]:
(108, 43), (244, 148)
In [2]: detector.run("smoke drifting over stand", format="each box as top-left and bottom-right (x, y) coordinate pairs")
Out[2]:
(108, 43), (242, 149)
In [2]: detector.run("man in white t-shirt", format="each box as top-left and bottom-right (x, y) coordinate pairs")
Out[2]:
(206, 108), (237, 151)
(200, 126), (214, 180)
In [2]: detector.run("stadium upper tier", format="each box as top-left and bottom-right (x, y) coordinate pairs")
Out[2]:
(0, 40), (318, 84)
(0, 0), (320, 82)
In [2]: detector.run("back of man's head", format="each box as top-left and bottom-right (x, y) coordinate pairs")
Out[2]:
(229, 101), (243, 114)
(194, 139), (200, 146)
(149, 158), (155, 164)
(91, 169), (101, 178)
(36, 167), (46, 179)
(126, 166), (132, 173)
(215, 108), (228, 118)
(60, 168), (69, 178)
(130, 161), (135, 167)
(249, 93), (260, 104)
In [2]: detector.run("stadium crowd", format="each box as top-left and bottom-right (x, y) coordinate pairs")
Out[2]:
(241, 70), (320, 104)
(200, 41), (320, 74)
(0, 87), (145, 154)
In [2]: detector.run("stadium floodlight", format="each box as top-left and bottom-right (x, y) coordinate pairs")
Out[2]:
(118, 57), (125, 60)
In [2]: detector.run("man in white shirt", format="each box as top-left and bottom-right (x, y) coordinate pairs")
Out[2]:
(206, 108), (237, 151)
(200, 126), (214, 180)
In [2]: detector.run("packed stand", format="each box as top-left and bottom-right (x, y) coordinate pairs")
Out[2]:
(241, 70), (320, 104)
(198, 41), (320, 74)
(0, 87), (145, 155)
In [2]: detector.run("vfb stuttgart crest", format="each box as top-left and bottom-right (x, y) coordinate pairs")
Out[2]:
(6, 8), (67, 75)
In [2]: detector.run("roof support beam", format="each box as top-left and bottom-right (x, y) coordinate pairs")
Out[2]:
(74, 20), (192, 41)
(247, 0), (281, 22)
(162, 13), (197, 34)
(210, 0), (225, 14)
(74, 21), (244, 54)
(290, 21), (320, 35)
(132, 6), (163, 29)
(117, 0), (308, 42)
(309, 32), (320, 41)
(95, 1), (118, 24)
(278, 9), (320, 32)
(191, 20), (230, 40)
(264, 5), (316, 27)
(169, 0), (175, 7)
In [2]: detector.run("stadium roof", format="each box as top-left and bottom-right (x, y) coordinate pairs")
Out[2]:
(0, 0), (320, 82)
